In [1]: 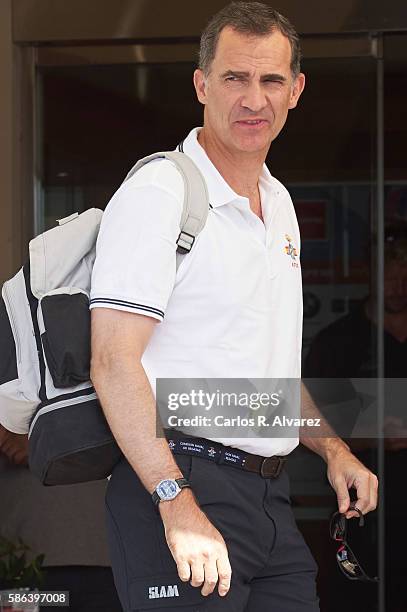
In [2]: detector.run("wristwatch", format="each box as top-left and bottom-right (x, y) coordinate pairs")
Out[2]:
(152, 478), (191, 506)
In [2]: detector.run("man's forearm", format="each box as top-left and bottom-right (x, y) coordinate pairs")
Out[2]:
(91, 357), (183, 494)
(91, 353), (232, 595)
(300, 381), (350, 462)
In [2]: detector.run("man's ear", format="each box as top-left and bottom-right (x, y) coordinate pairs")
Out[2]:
(288, 72), (305, 110)
(193, 69), (208, 105)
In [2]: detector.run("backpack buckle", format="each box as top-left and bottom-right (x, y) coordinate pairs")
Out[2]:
(176, 231), (195, 254)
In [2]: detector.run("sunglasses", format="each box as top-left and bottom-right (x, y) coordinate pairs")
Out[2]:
(329, 505), (378, 583)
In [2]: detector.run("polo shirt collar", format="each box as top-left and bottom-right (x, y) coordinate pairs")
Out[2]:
(181, 127), (276, 212)
(181, 128), (238, 208)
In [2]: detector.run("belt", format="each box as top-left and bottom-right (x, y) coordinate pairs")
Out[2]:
(164, 430), (286, 479)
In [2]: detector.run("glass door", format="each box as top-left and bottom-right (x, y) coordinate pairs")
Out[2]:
(35, 36), (385, 611)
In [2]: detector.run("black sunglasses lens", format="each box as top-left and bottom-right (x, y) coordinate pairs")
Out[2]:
(337, 545), (364, 579)
(329, 511), (378, 582)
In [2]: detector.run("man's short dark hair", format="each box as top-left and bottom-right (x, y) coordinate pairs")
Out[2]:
(199, 1), (301, 80)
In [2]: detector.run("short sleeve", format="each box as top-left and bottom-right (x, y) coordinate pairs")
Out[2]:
(90, 159), (184, 322)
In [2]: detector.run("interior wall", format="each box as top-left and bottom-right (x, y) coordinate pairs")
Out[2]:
(0, 0), (14, 284)
(12, 0), (407, 42)
(0, 1), (35, 285)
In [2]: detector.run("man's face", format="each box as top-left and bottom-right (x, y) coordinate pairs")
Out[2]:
(193, 26), (305, 156)
(384, 259), (407, 314)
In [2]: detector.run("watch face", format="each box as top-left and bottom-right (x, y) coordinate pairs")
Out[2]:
(157, 479), (180, 500)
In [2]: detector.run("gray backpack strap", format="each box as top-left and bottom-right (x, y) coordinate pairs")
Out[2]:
(123, 151), (209, 268)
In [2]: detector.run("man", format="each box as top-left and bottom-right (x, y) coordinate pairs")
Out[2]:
(90, 3), (378, 611)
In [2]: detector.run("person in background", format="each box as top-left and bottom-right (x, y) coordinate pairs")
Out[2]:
(304, 220), (407, 611)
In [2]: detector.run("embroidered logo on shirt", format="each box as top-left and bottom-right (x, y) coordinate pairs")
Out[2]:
(284, 234), (300, 268)
(284, 234), (298, 260)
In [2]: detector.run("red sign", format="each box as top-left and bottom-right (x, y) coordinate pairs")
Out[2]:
(295, 200), (327, 240)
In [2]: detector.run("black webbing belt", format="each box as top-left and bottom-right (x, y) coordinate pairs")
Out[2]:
(164, 429), (286, 479)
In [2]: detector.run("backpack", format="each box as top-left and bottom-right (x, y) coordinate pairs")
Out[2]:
(0, 151), (209, 485)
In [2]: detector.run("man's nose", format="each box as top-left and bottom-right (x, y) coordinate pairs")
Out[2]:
(241, 82), (267, 113)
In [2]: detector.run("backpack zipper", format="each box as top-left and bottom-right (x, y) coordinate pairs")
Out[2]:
(3, 281), (22, 363)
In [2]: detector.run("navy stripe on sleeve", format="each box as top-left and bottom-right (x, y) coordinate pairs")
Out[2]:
(89, 298), (164, 319)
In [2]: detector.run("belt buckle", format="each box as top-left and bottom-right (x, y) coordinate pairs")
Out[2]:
(260, 456), (284, 478)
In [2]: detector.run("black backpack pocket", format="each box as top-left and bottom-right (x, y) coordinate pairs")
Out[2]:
(28, 387), (121, 485)
(38, 288), (91, 389)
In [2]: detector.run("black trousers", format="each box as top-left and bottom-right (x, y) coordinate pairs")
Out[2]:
(106, 452), (319, 611)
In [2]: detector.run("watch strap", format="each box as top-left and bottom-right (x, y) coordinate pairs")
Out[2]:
(152, 489), (160, 505)
(176, 477), (190, 490)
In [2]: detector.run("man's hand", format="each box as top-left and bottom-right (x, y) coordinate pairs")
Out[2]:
(300, 382), (379, 518)
(159, 490), (232, 598)
(0, 425), (28, 465)
(326, 445), (378, 519)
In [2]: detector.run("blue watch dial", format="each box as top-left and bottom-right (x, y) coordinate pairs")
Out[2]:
(157, 479), (179, 500)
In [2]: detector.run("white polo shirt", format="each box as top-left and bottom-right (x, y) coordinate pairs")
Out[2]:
(90, 127), (302, 457)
